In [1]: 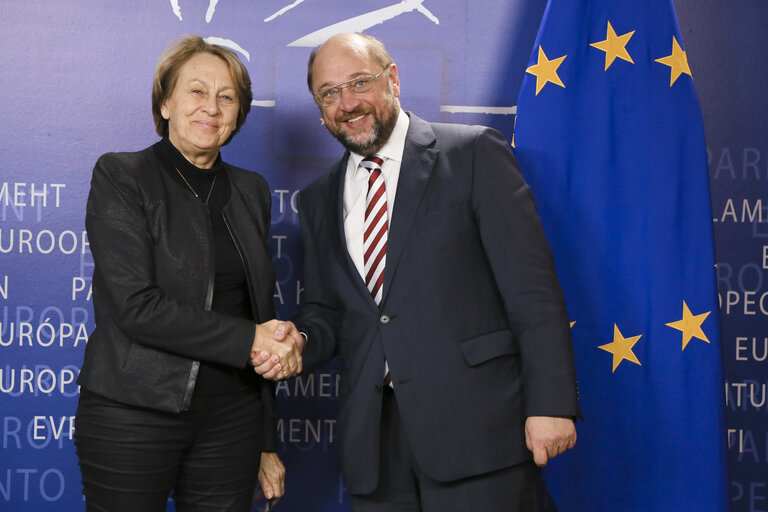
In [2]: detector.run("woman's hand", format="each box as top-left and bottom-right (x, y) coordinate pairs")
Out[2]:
(251, 320), (303, 380)
(258, 452), (285, 508)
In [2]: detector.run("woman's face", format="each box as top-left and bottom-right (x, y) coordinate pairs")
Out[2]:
(161, 52), (239, 167)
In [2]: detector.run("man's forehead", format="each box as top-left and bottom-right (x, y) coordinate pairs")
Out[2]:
(313, 45), (375, 82)
(317, 40), (371, 66)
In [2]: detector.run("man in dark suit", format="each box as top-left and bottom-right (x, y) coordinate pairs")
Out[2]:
(290, 33), (579, 511)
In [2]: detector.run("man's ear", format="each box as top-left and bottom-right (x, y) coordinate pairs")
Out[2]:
(388, 63), (400, 98)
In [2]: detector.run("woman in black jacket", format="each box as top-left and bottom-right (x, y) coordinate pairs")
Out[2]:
(74, 34), (302, 511)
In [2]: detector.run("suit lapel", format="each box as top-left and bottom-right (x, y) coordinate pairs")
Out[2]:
(382, 114), (438, 306)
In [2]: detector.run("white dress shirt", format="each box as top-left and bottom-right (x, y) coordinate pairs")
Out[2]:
(343, 109), (409, 279)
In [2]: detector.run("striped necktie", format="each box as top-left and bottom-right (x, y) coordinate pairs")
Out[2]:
(361, 156), (387, 306)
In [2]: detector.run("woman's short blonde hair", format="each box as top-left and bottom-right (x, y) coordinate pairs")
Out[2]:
(152, 34), (253, 144)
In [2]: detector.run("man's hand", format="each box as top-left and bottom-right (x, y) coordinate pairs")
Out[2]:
(258, 452), (285, 509)
(524, 416), (577, 467)
(250, 320), (303, 380)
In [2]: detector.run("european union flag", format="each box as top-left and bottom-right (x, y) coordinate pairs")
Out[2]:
(513, 1), (728, 510)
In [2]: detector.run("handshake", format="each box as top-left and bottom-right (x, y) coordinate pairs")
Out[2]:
(249, 319), (305, 380)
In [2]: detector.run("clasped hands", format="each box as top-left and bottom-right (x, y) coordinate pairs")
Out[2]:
(250, 319), (305, 380)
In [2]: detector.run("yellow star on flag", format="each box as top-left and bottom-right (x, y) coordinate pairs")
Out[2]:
(666, 301), (710, 350)
(599, 324), (642, 372)
(526, 46), (566, 95)
(655, 36), (692, 86)
(590, 20), (635, 71)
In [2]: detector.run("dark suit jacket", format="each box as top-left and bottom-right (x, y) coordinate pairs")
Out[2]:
(295, 113), (579, 493)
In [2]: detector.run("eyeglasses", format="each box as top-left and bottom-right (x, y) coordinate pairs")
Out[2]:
(315, 65), (391, 107)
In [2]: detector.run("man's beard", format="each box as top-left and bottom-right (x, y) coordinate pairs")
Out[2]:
(328, 100), (398, 156)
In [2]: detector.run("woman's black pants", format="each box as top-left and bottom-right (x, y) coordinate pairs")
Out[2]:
(74, 388), (264, 512)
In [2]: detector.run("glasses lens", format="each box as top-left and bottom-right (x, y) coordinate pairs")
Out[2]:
(318, 88), (338, 105)
(353, 78), (372, 93)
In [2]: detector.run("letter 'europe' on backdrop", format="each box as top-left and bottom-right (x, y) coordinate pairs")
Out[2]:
(513, 0), (727, 511)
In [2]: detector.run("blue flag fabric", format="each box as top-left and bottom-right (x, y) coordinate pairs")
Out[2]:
(513, 1), (728, 510)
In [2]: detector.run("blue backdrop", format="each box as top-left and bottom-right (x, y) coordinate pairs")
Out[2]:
(1, 1), (764, 511)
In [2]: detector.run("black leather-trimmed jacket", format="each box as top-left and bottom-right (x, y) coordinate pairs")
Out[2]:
(78, 144), (278, 449)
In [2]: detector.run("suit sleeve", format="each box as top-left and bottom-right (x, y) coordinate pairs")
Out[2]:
(470, 128), (580, 418)
(292, 192), (342, 372)
(86, 153), (255, 368)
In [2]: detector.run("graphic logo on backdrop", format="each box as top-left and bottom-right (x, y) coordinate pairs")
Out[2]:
(169, 0), (439, 42)
(167, 1), (438, 51)
(275, 0), (439, 47)
(162, 1), (510, 117)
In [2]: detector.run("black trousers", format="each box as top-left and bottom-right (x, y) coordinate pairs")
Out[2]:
(74, 388), (264, 512)
(350, 387), (539, 512)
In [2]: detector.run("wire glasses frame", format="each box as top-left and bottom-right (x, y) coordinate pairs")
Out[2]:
(314, 65), (392, 106)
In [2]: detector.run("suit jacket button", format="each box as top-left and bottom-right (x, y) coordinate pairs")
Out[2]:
(379, 314), (390, 324)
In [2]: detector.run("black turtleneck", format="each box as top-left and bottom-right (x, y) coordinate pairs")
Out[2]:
(153, 138), (258, 394)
